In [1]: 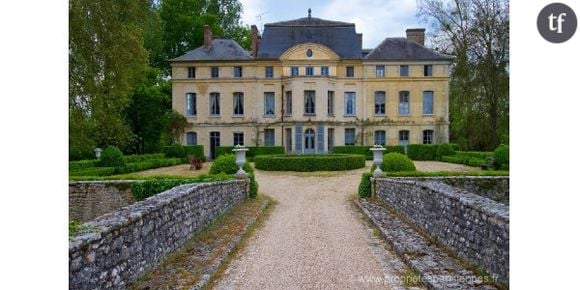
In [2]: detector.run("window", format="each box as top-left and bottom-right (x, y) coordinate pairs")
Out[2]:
(321, 66), (329, 76)
(400, 65), (409, 77)
(424, 65), (433, 77)
(264, 92), (275, 116)
(327, 91), (334, 115)
(186, 132), (197, 145)
(346, 66), (354, 77)
(211, 67), (219, 78)
(344, 92), (356, 116)
(399, 91), (410, 115)
(327, 128), (335, 151)
(264, 129), (275, 146)
(423, 130), (434, 144)
(306, 66), (314, 76)
(285, 91), (292, 115)
(265, 66), (274, 78)
(187, 67), (195, 78)
(399, 130), (410, 146)
(210, 92), (220, 115)
(374, 91), (386, 115)
(234, 66), (242, 78)
(291, 66), (299, 76)
(233, 92), (244, 116)
(345, 128), (356, 145)
(234, 132), (244, 146)
(375, 130), (386, 146)
(423, 91), (434, 115)
(304, 90), (315, 115)
(376, 65), (385, 77)
(185, 93), (197, 116)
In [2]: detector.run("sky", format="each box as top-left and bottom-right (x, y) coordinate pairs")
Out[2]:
(238, 0), (424, 48)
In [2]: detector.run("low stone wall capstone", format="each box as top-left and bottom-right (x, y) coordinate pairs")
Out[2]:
(69, 179), (249, 289)
(439, 176), (509, 204)
(374, 177), (509, 284)
(69, 181), (139, 222)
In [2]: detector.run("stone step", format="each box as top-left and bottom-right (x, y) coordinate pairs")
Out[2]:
(357, 198), (499, 290)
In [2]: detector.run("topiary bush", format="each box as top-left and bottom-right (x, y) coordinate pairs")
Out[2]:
(436, 144), (456, 160)
(254, 154), (366, 171)
(358, 172), (373, 198)
(494, 144), (509, 170)
(163, 145), (186, 158)
(184, 145), (206, 161)
(98, 146), (125, 167)
(377, 153), (416, 172)
(406, 144), (438, 160)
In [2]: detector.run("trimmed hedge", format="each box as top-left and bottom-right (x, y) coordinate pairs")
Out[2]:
(371, 153), (416, 172)
(436, 144), (456, 160)
(215, 146), (285, 160)
(131, 173), (233, 201)
(123, 153), (165, 163)
(358, 172), (373, 198)
(406, 144), (438, 160)
(332, 145), (405, 160)
(162, 145), (205, 161)
(254, 154), (365, 171)
(69, 160), (99, 171)
(441, 155), (486, 168)
(70, 158), (186, 177)
(456, 151), (494, 159)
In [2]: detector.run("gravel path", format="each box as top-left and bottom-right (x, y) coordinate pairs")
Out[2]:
(214, 167), (407, 290)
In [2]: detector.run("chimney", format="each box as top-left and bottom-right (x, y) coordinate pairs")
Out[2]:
(203, 25), (213, 50)
(251, 25), (260, 57)
(406, 28), (425, 46)
(357, 33), (363, 49)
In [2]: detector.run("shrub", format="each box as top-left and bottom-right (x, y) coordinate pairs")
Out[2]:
(467, 157), (485, 167)
(69, 159), (99, 171)
(98, 146), (125, 167)
(449, 143), (460, 151)
(436, 144), (456, 160)
(163, 145), (186, 158)
(494, 144), (509, 170)
(131, 174), (233, 201)
(254, 154), (366, 171)
(215, 146), (285, 160)
(456, 151), (494, 159)
(209, 154), (258, 198)
(123, 153), (165, 163)
(69, 167), (116, 177)
(358, 172), (373, 198)
(210, 154), (253, 175)
(379, 153), (416, 172)
(184, 145), (206, 161)
(332, 145), (405, 160)
(406, 144), (438, 160)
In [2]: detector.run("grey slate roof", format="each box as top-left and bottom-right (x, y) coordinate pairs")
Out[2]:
(365, 38), (453, 61)
(171, 39), (252, 61)
(257, 17), (362, 59)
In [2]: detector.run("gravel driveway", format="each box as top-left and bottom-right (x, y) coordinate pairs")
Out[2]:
(214, 167), (408, 290)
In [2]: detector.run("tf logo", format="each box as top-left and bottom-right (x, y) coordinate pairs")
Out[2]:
(538, 3), (577, 43)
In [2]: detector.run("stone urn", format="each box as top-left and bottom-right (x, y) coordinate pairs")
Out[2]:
(370, 145), (386, 176)
(94, 148), (102, 159)
(232, 145), (249, 178)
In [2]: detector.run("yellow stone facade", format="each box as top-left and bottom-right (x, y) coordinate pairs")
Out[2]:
(172, 30), (450, 159)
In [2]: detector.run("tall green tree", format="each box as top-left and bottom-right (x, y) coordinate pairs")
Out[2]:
(417, 0), (509, 150)
(123, 68), (172, 154)
(69, 0), (150, 158)
(158, 0), (250, 71)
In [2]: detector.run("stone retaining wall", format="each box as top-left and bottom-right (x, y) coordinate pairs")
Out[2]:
(374, 177), (509, 284)
(439, 176), (509, 204)
(69, 179), (249, 289)
(69, 181), (139, 222)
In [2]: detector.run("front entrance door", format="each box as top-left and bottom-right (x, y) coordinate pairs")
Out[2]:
(304, 129), (315, 154)
(210, 131), (220, 160)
